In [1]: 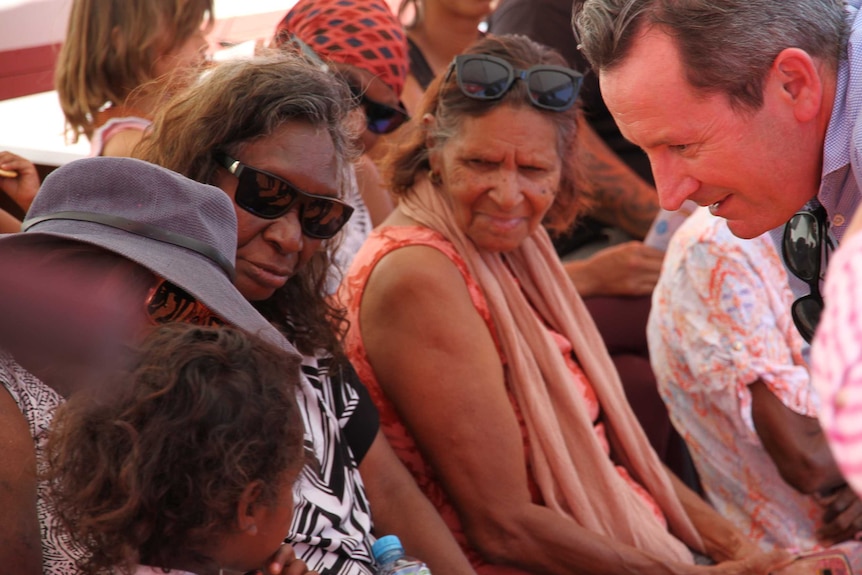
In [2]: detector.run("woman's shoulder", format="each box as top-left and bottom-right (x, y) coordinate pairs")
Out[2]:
(0, 352), (61, 418)
(89, 116), (151, 157)
(349, 225), (473, 291)
(373, 224), (456, 249)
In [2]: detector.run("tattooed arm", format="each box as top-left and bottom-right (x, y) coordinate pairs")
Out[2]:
(576, 115), (659, 240)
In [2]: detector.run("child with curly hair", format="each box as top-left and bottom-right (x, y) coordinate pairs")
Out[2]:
(43, 323), (313, 575)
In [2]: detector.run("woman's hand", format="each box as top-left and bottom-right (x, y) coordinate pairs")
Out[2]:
(252, 544), (318, 575)
(701, 549), (792, 575)
(564, 241), (664, 298)
(0, 151), (40, 213)
(816, 484), (862, 544)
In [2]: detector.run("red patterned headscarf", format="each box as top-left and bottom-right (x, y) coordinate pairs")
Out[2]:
(274, 0), (409, 97)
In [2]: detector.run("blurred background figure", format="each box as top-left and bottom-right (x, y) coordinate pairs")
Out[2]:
(0, 151), (39, 232)
(55, 0), (213, 157)
(397, 0), (495, 114)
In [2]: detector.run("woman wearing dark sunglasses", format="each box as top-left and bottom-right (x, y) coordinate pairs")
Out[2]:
(0, 156), (308, 575)
(274, 0), (411, 154)
(271, 0), (415, 291)
(136, 52), (476, 575)
(341, 35), (789, 575)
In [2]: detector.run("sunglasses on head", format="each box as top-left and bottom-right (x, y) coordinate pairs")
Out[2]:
(214, 151), (354, 240)
(349, 85), (410, 135)
(444, 54), (583, 112)
(782, 205), (833, 343)
(146, 277), (224, 327)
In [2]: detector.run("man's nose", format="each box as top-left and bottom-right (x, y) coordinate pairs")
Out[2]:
(650, 155), (699, 211)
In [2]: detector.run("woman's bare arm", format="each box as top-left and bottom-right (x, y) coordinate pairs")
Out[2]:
(0, 388), (42, 573)
(359, 430), (477, 575)
(358, 243), (782, 575)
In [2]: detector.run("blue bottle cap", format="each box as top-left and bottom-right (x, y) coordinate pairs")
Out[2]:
(372, 534), (405, 563)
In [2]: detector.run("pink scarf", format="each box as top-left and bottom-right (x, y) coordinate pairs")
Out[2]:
(400, 176), (704, 563)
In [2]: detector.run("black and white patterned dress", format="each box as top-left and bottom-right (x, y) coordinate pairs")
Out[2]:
(1, 348), (381, 575)
(288, 354), (380, 575)
(0, 351), (83, 575)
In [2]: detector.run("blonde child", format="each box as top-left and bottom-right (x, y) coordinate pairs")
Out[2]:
(43, 323), (314, 575)
(55, 0), (213, 157)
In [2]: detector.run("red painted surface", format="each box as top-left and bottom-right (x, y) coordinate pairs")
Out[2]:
(0, 0), (404, 102)
(0, 10), (285, 102)
(0, 43), (62, 101)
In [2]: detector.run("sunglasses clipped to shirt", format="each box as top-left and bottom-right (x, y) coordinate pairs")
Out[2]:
(445, 54), (584, 111)
(782, 205), (833, 343)
(214, 151), (354, 240)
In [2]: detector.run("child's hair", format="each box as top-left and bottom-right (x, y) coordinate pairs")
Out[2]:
(44, 323), (305, 575)
(55, 0), (214, 142)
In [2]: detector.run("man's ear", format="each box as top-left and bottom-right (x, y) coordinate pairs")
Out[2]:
(236, 480), (265, 535)
(770, 47), (823, 123)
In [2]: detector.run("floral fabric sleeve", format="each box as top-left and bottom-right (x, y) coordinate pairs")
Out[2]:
(813, 231), (862, 497)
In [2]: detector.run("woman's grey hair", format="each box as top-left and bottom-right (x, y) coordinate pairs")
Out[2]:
(573, 0), (848, 112)
(136, 49), (357, 193)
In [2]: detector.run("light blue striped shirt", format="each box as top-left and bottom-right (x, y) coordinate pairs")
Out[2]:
(769, 0), (862, 359)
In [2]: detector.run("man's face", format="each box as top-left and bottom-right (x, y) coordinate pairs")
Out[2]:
(600, 25), (822, 239)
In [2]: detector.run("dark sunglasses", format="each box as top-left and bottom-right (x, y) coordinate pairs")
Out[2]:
(444, 54), (583, 111)
(279, 33), (409, 135)
(349, 85), (410, 135)
(782, 205), (833, 343)
(146, 277), (224, 327)
(214, 151), (353, 240)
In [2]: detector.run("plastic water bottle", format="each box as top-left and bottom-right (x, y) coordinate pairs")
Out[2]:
(643, 199), (698, 252)
(372, 535), (432, 575)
